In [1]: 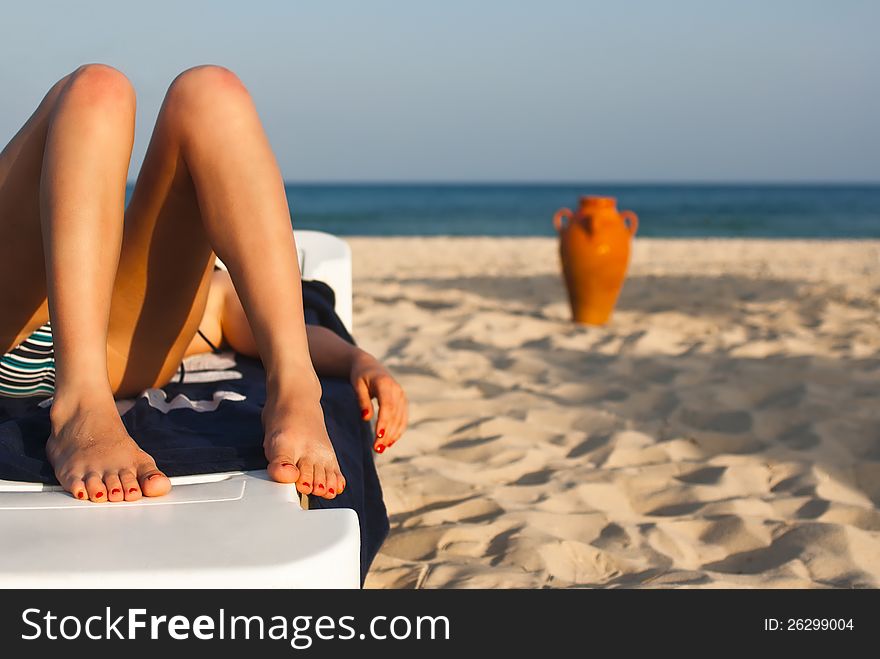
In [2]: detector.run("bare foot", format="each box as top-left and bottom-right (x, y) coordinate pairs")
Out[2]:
(262, 395), (344, 500)
(47, 392), (171, 503)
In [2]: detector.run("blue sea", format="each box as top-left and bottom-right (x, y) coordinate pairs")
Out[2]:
(127, 184), (880, 238)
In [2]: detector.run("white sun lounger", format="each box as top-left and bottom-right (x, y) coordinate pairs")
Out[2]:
(0, 230), (360, 588)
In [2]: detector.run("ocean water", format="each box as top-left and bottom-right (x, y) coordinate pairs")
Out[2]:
(126, 184), (880, 238)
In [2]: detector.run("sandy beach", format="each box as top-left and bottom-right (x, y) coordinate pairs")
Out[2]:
(347, 238), (880, 588)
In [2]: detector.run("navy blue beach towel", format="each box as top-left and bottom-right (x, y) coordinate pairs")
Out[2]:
(0, 280), (389, 585)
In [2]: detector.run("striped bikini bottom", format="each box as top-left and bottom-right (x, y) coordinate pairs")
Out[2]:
(0, 323), (220, 399)
(0, 322), (55, 398)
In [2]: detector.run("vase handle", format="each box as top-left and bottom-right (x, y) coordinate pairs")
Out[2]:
(553, 208), (573, 232)
(621, 210), (638, 236)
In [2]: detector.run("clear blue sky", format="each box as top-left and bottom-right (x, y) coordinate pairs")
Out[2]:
(1, 1), (877, 182)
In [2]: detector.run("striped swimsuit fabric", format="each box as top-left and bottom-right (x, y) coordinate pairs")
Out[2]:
(0, 322), (55, 398)
(0, 324), (220, 397)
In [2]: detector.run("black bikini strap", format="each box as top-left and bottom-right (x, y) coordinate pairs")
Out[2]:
(197, 329), (222, 354)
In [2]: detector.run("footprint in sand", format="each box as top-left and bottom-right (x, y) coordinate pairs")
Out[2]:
(675, 465), (727, 485)
(647, 501), (707, 517)
(380, 527), (448, 561)
(770, 474), (817, 497)
(756, 383), (807, 410)
(566, 432), (614, 459)
(795, 498), (831, 519)
(679, 408), (753, 434)
(416, 498), (504, 526)
(591, 522), (632, 551)
(439, 434), (504, 462)
(777, 423), (822, 450)
(511, 469), (554, 486)
(634, 360), (682, 384)
(700, 524), (873, 587)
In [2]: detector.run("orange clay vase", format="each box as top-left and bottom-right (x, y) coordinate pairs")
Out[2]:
(553, 196), (638, 325)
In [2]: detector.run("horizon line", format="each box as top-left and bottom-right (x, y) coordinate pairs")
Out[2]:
(125, 179), (880, 187)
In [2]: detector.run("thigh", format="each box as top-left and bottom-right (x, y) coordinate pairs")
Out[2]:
(0, 77), (72, 353)
(0, 74), (214, 397)
(107, 105), (216, 397)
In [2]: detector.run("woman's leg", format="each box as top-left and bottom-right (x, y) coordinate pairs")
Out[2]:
(0, 64), (342, 501)
(0, 75), (67, 355)
(108, 65), (344, 498)
(0, 64), (171, 503)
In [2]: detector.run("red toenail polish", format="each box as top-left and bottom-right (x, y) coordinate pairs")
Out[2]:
(111, 488), (121, 495)
(129, 488), (138, 494)
(375, 444), (385, 453)
(77, 491), (85, 499)
(328, 488), (335, 494)
(362, 408), (370, 418)
(96, 492), (104, 499)
(377, 428), (385, 439)
(302, 482), (310, 487)
(317, 483), (324, 489)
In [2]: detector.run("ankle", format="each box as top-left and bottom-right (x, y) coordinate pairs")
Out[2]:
(49, 385), (117, 426)
(265, 368), (322, 409)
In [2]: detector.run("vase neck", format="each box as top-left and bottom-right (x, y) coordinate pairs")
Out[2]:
(579, 196), (617, 212)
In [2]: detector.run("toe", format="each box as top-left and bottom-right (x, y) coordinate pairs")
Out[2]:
(138, 463), (171, 498)
(312, 465), (328, 499)
(324, 470), (340, 499)
(104, 473), (124, 502)
(84, 473), (106, 503)
(267, 455), (300, 484)
(296, 460), (315, 495)
(120, 470), (141, 501)
(68, 478), (88, 501)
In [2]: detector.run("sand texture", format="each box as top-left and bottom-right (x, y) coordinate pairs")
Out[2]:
(345, 238), (880, 588)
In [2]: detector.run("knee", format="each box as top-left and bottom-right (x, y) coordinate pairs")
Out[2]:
(164, 65), (250, 117)
(63, 63), (136, 115)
